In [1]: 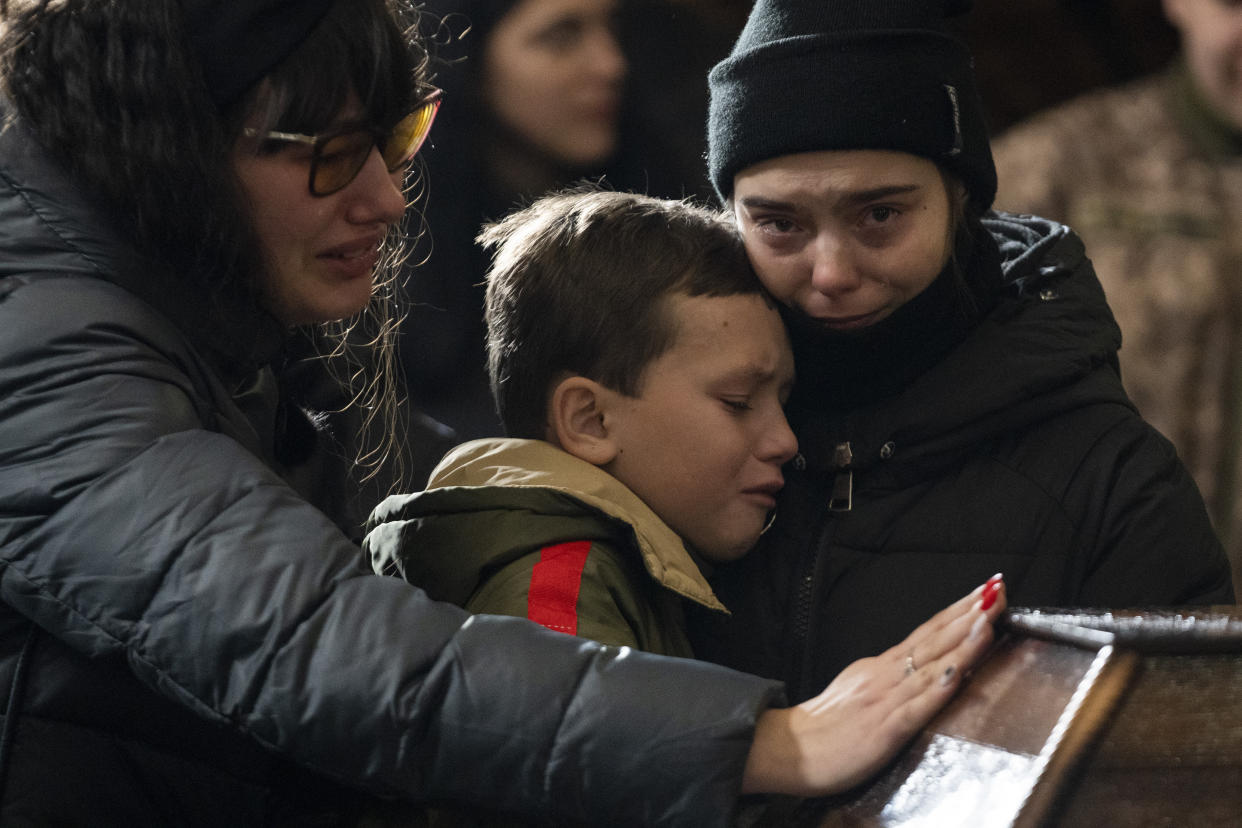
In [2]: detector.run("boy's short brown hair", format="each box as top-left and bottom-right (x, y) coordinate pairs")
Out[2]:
(480, 186), (769, 438)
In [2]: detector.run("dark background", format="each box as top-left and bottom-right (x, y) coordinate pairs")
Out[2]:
(955, 0), (1177, 134)
(686, 0), (1178, 135)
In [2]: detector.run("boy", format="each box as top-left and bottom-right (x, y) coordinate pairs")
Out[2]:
(365, 187), (797, 656)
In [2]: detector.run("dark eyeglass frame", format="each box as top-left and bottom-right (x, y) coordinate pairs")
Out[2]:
(243, 90), (442, 197)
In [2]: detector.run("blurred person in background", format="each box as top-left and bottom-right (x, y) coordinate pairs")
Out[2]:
(993, 0), (1242, 594)
(403, 0), (728, 444)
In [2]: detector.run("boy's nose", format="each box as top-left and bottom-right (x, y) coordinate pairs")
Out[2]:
(761, 413), (799, 465)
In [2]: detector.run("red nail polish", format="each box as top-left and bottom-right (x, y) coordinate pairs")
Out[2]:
(985, 573), (1003, 589)
(980, 581), (1001, 611)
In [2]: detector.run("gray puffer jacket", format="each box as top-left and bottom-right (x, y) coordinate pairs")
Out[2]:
(0, 109), (781, 826)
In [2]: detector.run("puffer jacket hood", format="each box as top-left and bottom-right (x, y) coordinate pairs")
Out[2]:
(791, 211), (1131, 477)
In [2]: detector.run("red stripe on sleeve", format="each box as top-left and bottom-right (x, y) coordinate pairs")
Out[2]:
(527, 540), (591, 635)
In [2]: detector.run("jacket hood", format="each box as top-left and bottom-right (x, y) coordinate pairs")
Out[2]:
(792, 211), (1131, 474)
(0, 103), (285, 373)
(369, 438), (726, 612)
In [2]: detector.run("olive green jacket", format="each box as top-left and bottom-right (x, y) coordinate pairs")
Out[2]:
(366, 438), (729, 658)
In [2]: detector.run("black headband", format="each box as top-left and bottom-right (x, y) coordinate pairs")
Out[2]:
(182, 0), (336, 107)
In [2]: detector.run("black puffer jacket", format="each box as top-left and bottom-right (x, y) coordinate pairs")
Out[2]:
(0, 110), (782, 826)
(690, 213), (1234, 703)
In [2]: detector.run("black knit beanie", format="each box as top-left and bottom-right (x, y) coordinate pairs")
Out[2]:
(707, 0), (996, 209)
(181, 0), (337, 107)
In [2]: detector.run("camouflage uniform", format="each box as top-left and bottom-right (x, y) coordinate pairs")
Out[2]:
(993, 62), (1242, 590)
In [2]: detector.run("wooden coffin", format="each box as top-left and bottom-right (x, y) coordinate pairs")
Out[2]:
(750, 607), (1242, 828)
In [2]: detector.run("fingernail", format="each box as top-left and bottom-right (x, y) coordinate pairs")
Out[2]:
(980, 580), (1002, 611)
(986, 572), (1004, 588)
(969, 611), (989, 640)
(940, 665), (957, 686)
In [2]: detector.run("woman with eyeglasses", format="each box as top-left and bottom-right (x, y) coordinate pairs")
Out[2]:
(0, 1), (1006, 825)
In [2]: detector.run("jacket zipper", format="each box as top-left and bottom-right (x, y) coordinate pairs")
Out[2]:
(828, 442), (853, 512)
(789, 441), (853, 700)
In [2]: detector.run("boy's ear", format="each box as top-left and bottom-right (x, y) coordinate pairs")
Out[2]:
(548, 376), (619, 466)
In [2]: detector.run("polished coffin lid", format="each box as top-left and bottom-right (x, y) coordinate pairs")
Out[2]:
(749, 607), (1242, 828)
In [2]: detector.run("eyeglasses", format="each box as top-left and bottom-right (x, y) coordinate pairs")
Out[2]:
(243, 90), (442, 197)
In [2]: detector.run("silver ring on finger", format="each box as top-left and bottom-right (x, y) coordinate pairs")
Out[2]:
(904, 653), (917, 677)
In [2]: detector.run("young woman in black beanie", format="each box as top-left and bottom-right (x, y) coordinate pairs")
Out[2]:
(690, 0), (1234, 704)
(0, 0), (1007, 824)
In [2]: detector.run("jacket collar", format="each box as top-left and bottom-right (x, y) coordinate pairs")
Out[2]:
(429, 438), (727, 612)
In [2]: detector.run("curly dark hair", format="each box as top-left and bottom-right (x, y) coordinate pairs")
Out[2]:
(0, 0), (436, 491)
(1, 0), (429, 300)
(1, 0), (254, 298)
